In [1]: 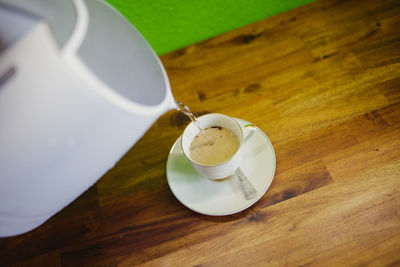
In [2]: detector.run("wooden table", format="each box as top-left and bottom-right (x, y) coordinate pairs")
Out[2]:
(2, 0), (400, 265)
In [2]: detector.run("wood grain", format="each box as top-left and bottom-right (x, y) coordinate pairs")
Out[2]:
(1, 0), (400, 265)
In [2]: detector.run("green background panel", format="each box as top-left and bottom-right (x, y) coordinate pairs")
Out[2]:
(107, 0), (315, 55)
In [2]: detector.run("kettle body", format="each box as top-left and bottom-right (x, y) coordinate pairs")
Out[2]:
(0, 0), (175, 237)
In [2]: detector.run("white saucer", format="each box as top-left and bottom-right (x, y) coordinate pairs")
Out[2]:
(166, 118), (276, 216)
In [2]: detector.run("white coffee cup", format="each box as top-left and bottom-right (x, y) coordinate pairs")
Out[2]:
(181, 113), (255, 180)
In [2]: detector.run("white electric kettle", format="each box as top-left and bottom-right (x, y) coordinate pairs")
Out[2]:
(0, 0), (176, 237)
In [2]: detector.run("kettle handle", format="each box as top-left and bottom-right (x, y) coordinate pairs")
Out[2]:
(62, 0), (89, 57)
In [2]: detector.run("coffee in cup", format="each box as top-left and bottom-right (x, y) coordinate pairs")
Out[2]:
(181, 113), (256, 180)
(189, 126), (240, 166)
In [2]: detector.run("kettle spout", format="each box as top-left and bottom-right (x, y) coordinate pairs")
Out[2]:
(164, 89), (178, 112)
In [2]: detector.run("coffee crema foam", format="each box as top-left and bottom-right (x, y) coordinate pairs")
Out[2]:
(189, 126), (240, 166)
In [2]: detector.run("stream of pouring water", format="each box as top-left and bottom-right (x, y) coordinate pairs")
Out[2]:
(174, 100), (213, 144)
(174, 100), (203, 132)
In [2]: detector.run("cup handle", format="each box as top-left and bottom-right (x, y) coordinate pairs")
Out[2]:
(242, 124), (256, 144)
